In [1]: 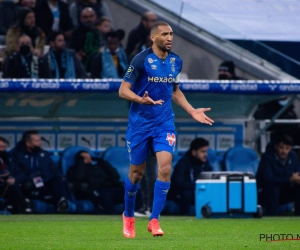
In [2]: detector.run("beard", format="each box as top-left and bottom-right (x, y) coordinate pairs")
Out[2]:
(157, 44), (171, 53)
(161, 47), (170, 52)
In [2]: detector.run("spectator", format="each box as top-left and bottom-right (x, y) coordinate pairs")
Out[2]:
(39, 31), (87, 78)
(95, 16), (112, 48)
(34, 0), (73, 40)
(9, 130), (69, 213)
(69, 0), (113, 28)
(125, 11), (157, 57)
(19, 0), (36, 9)
(0, 0), (20, 43)
(168, 138), (212, 215)
(3, 7), (45, 63)
(128, 34), (152, 62)
(67, 150), (124, 214)
(70, 7), (98, 72)
(0, 136), (30, 214)
(91, 31), (128, 78)
(218, 60), (245, 80)
(256, 134), (300, 216)
(3, 35), (42, 78)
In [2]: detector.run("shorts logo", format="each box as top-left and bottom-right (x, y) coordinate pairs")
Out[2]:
(125, 65), (134, 78)
(166, 133), (176, 146)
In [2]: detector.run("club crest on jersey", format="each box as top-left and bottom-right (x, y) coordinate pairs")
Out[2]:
(148, 58), (153, 63)
(166, 133), (176, 146)
(170, 57), (175, 64)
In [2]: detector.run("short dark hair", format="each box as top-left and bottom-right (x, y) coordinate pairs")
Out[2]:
(150, 21), (170, 34)
(219, 61), (235, 75)
(75, 150), (90, 162)
(190, 138), (209, 150)
(47, 31), (64, 43)
(22, 130), (39, 143)
(0, 136), (8, 144)
(276, 134), (294, 146)
(105, 31), (120, 41)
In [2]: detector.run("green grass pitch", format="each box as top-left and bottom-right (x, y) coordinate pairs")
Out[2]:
(1, 215), (299, 249)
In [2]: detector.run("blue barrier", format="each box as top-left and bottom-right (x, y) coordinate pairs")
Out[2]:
(1, 79), (300, 93)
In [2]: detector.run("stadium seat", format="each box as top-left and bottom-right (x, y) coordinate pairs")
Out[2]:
(224, 146), (259, 174)
(102, 146), (130, 182)
(207, 148), (221, 171)
(50, 152), (60, 167)
(59, 146), (99, 214)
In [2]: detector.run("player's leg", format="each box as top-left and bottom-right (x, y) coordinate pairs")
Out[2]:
(123, 127), (150, 238)
(147, 151), (172, 236)
(123, 163), (145, 238)
(124, 163), (146, 217)
(151, 151), (172, 216)
(148, 127), (176, 236)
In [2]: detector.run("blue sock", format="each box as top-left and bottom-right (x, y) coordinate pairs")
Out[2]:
(149, 179), (170, 221)
(124, 176), (140, 217)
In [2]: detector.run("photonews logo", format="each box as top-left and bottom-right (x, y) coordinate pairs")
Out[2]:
(259, 234), (300, 242)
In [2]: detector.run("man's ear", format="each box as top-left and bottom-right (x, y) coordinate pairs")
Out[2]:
(191, 149), (196, 157)
(150, 33), (155, 43)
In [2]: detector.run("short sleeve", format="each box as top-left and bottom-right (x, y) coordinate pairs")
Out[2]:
(123, 51), (145, 85)
(174, 73), (180, 84)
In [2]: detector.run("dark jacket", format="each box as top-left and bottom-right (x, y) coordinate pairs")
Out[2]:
(2, 52), (42, 78)
(0, 151), (10, 181)
(0, 2), (20, 35)
(67, 157), (120, 192)
(126, 22), (149, 57)
(8, 141), (62, 185)
(171, 150), (212, 191)
(34, 0), (73, 36)
(256, 150), (300, 187)
(69, 25), (91, 52)
(39, 49), (87, 78)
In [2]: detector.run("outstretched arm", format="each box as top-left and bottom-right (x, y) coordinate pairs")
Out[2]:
(119, 80), (164, 105)
(172, 85), (214, 125)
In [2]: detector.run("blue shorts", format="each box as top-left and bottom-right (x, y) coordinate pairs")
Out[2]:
(126, 124), (177, 165)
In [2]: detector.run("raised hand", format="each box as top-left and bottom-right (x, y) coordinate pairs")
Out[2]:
(140, 91), (164, 105)
(190, 108), (214, 125)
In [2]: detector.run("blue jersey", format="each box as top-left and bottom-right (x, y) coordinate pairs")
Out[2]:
(123, 47), (182, 131)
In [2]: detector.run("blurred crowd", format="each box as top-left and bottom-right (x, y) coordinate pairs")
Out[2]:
(0, 0), (158, 79)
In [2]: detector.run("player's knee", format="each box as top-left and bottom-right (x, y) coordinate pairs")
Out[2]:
(158, 165), (171, 178)
(130, 170), (143, 184)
